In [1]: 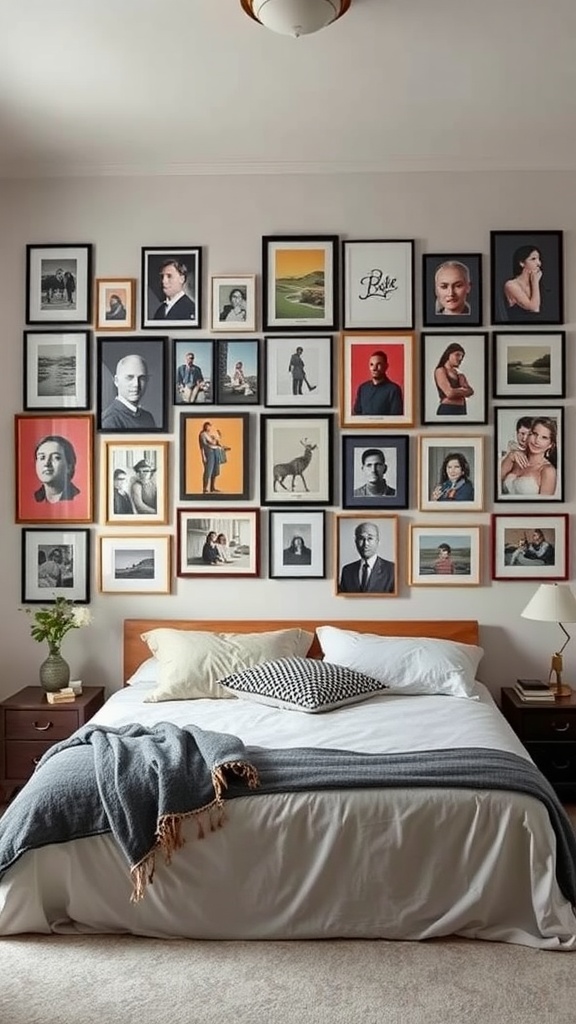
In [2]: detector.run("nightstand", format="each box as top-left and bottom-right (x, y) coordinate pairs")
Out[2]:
(0, 685), (105, 798)
(500, 687), (576, 797)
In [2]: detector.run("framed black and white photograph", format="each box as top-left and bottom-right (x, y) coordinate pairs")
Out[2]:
(262, 235), (338, 332)
(418, 435), (484, 513)
(490, 231), (564, 326)
(96, 336), (168, 433)
(269, 510), (325, 579)
(180, 412), (250, 501)
(264, 335), (332, 408)
(491, 514), (568, 582)
(342, 434), (409, 510)
(215, 338), (259, 405)
(173, 339), (214, 406)
(492, 331), (566, 399)
(26, 244), (93, 325)
(409, 525), (481, 587)
(420, 333), (488, 425)
(494, 406), (563, 503)
(335, 513), (398, 597)
(260, 414), (333, 506)
(99, 535), (171, 594)
(23, 330), (91, 411)
(422, 253), (483, 327)
(340, 331), (415, 428)
(94, 278), (136, 331)
(176, 508), (259, 578)
(343, 239), (414, 330)
(21, 527), (90, 603)
(102, 440), (169, 526)
(141, 246), (201, 329)
(210, 275), (256, 332)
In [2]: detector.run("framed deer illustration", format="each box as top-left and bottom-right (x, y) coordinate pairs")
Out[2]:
(260, 414), (333, 506)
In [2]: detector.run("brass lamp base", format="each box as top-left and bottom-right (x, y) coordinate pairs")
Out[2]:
(549, 652), (572, 699)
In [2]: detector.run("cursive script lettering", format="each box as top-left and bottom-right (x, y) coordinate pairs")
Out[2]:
(358, 269), (399, 302)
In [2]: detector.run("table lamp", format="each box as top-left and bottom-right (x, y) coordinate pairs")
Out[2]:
(521, 583), (576, 699)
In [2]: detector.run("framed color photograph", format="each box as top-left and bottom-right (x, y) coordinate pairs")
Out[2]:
(99, 535), (171, 594)
(343, 239), (414, 330)
(211, 275), (256, 332)
(490, 231), (564, 326)
(264, 335), (332, 408)
(269, 510), (325, 580)
(97, 336), (168, 432)
(141, 247), (201, 329)
(15, 413), (94, 524)
(494, 406), (563, 503)
(173, 339), (214, 406)
(215, 338), (260, 405)
(26, 244), (93, 325)
(262, 235), (338, 332)
(23, 330), (91, 411)
(422, 253), (483, 327)
(492, 331), (566, 399)
(420, 333), (488, 425)
(21, 527), (90, 603)
(180, 412), (249, 501)
(342, 434), (409, 510)
(340, 331), (415, 428)
(335, 514), (398, 597)
(418, 435), (484, 513)
(409, 525), (481, 587)
(491, 514), (568, 582)
(177, 508), (259, 578)
(260, 414), (333, 506)
(102, 440), (169, 526)
(94, 278), (136, 331)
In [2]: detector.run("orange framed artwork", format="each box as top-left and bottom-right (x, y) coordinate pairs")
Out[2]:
(15, 413), (94, 524)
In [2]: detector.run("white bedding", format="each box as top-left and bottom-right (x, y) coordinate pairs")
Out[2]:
(1, 682), (576, 949)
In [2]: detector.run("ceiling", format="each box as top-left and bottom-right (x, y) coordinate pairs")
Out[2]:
(1, 0), (576, 178)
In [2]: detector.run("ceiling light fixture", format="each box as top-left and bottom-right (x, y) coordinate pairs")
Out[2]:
(240, 0), (351, 38)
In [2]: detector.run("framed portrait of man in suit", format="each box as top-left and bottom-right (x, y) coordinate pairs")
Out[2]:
(141, 247), (202, 329)
(335, 513), (398, 597)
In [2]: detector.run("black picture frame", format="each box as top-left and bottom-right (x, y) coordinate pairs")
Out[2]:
(494, 406), (564, 503)
(422, 253), (483, 327)
(269, 510), (326, 579)
(141, 246), (202, 329)
(172, 339), (215, 406)
(179, 412), (250, 501)
(260, 414), (333, 507)
(490, 231), (564, 326)
(215, 338), (260, 405)
(23, 330), (91, 411)
(342, 434), (409, 510)
(492, 331), (566, 399)
(21, 527), (90, 604)
(26, 243), (93, 325)
(262, 235), (338, 332)
(96, 336), (168, 433)
(420, 333), (488, 425)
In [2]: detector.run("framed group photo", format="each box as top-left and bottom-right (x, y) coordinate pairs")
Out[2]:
(260, 414), (333, 506)
(173, 340), (214, 406)
(21, 527), (90, 603)
(210, 275), (256, 332)
(409, 525), (481, 587)
(335, 513), (398, 597)
(176, 508), (259, 578)
(97, 336), (168, 432)
(341, 434), (409, 510)
(215, 338), (260, 405)
(141, 246), (202, 329)
(494, 406), (563, 503)
(342, 239), (414, 330)
(491, 514), (568, 581)
(180, 412), (249, 501)
(490, 230), (564, 325)
(15, 413), (94, 524)
(23, 330), (91, 411)
(492, 331), (566, 399)
(420, 333), (488, 425)
(262, 235), (338, 332)
(269, 510), (326, 580)
(26, 244), (93, 325)
(264, 335), (332, 408)
(94, 278), (136, 331)
(418, 435), (484, 513)
(422, 253), (483, 327)
(99, 535), (171, 594)
(340, 331), (415, 428)
(102, 440), (169, 526)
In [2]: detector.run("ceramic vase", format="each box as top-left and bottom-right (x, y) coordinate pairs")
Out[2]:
(39, 649), (70, 693)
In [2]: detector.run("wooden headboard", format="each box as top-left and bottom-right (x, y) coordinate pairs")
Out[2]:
(123, 619), (479, 683)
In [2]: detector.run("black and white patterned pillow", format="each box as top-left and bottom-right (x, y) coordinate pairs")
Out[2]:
(219, 656), (388, 713)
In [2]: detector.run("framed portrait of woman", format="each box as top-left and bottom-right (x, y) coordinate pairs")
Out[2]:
(15, 413), (94, 524)
(422, 253), (483, 328)
(491, 514), (568, 582)
(420, 333), (488, 425)
(176, 508), (259, 578)
(210, 275), (256, 332)
(418, 435), (484, 513)
(179, 412), (250, 501)
(490, 231), (564, 326)
(494, 406), (564, 503)
(269, 510), (325, 580)
(215, 339), (260, 405)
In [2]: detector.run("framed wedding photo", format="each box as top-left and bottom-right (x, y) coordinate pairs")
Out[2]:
(180, 412), (250, 501)
(422, 253), (482, 327)
(264, 335), (332, 408)
(215, 338), (260, 405)
(173, 339), (214, 406)
(94, 278), (136, 331)
(141, 246), (202, 329)
(494, 406), (563, 503)
(260, 414), (333, 507)
(211, 274), (256, 332)
(269, 510), (325, 580)
(262, 235), (338, 332)
(343, 239), (414, 330)
(96, 336), (168, 433)
(99, 535), (171, 595)
(490, 230), (564, 326)
(23, 330), (91, 411)
(420, 333), (488, 425)
(177, 508), (259, 578)
(492, 331), (566, 399)
(418, 435), (484, 513)
(342, 434), (409, 510)
(102, 440), (169, 526)
(340, 331), (415, 428)
(409, 525), (481, 587)
(26, 244), (93, 325)
(15, 413), (94, 524)
(491, 513), (568, 582)
(21, 527), (90, 604)
(335, 513), (398, 597)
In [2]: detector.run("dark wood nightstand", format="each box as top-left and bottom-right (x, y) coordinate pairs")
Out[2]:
(501, 687), (576, 797)
(0, 685), (105, 801)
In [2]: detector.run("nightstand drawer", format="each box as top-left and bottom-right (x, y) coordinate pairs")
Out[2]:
(5, 708), (79, 741)
(521, 712), (575, 741)
(526, 742), (576, 784)
(4, 740), (55, 781)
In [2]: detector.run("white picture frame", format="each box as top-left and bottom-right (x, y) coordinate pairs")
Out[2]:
(343, 239), (414, 330)
(210, 274), (256, 332)
(99, 535), (171, 594)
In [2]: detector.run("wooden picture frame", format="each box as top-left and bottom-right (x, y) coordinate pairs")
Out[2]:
(210, 274), (256, 332)
(420, 333), (488, 425)
(99, 535), (171, 594)
(262, 235), (338, 332)
(418, 435), (484, 513)
(340, 331), (415, 428)
(96, 336), (168, 433)
(260, 414), (333, 506)
(342, 434), (409, 510)
(179, 412), (250, 501)
(23, 330), (91, 411)
(26, 244), (93, 325)
(21, 527), (90, 603)
(215, 338), (260, 405)
(492, 331), (566, 399)
(269, 510), (326, 580)
(264, 335), (333, 408)
(490, 230), (564, 326)
(173, 339), (214, 406)
(94, 278), (136, 331)
(491, 514), (569, 582)
(343, 239), (414, 330)
(15, 413), (94, 524)
(102, 440), (169, 526)
(409, 525), (481, 587)
(494, 406), (563, 503)
(176, 508), (259, 578)
(422, 253), (483, 327)
(141, 246), (202, 329)
(335, 513), (398, 597)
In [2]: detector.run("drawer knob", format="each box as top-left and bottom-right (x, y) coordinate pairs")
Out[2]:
(32, 720), (53, 732)
(552, 760), (571, 771)
(32, 757), (41, 765)
(552, 722), (570, 733)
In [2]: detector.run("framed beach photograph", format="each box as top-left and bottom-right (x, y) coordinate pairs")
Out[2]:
(260, 414), (333, 507)
(141, 246), (202, 329)
(264, 335), (332, 408)
(15, 413), (94, 524)
(180, 412), (250, 501)
(422, 253), (483, 327)
(418, 435), (484, 513)
(420, 333), (488, 425)
(335, 513), (398, 597)
(96, 336), (168, 433)
(342, 434), (409, 510)
(99, 535), (171, 594)
(102, 440), (169, 526)
(491, 514), (568, 582)
(494, 406), (563, 503)
(492, 331), (566, 399)
(262, 235), (338, 332)
(343, 239), (414, 330)
(23, 330), (91, 411)
(269, 510), (326, 580)
(176, 508), (259, 578)
(211, 275), (256, 332)
(21, 527), (90, 603)
(409, 525), (481, 587)
(490, 230), (564, 326)
(340, 331), (415, 428)
(94, 278), (136, 331)
(173, 339), (214, 406)
(215, 338), (260, 405)
(26, 244), (93, 325)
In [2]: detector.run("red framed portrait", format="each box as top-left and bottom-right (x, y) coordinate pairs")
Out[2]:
(340, 331), (415, 428)
(15, 413), (94, 523)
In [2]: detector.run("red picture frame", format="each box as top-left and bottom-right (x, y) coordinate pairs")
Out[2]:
(15, 413), (94, 523)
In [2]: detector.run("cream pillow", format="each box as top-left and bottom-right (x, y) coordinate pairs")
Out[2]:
(142, 628), (315, 702)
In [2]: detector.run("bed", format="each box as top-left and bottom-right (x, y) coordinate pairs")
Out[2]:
(1, 617), (576, 950)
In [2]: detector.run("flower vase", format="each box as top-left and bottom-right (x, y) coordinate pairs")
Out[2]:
(39, 649), (70, 693)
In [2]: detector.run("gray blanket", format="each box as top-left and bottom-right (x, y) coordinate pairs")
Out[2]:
(1, 721), (575, 905)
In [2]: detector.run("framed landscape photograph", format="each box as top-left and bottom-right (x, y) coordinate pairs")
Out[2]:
(141, 246), (202, 329)
(262, 235), (338, 332)
(102, 440), (169, 526)
(340, 331), (415, 428)
(422, 253), (483, 327)
(211, 274), (256, 332)
(260, 414), (333, 506)
(343, 239), (414, 330)
(335, 513), (398, 597)
(15, 413), (94, 524)
(418, 435), (484, 513)
(494, 406), (563, 503)
(490, 230), (564, 325)
(26, 244), (93, 325)
(94, 278), (136, 331)
(177, 508), (259, 578)
(269, 510), (325, 580)
(264, 335), (332, 408)
(342, 434), (409, 510)
(409, 525), (481, 587)
(173, 339), (214, 406)
(21, 527), (90, 603)
(96, 336), (168, 432)
(215, 338), (260, 405)
(99, 535), (171, 594)
(491, 514), (568, 581)
(23, 330), (91, 411)
(492, 331), (565, 399)
(180, 412), (250, 501)
(420, 333), (488, 425)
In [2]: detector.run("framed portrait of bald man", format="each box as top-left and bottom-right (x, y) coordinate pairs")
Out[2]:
(335, 514), (398, 598)
(342, 434), (409, 510)
(96, 336), (168, 433)
(422, 253), (483, 328)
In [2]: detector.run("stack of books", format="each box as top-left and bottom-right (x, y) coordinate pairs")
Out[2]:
(45, 687), (77, 705)
(514, 678), (555, 703)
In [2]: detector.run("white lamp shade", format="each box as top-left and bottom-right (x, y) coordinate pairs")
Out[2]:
(521, 583), (576, 623)
(242, 0), (350, 37)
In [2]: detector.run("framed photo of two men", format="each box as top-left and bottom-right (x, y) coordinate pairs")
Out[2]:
(26, 244), (93, 326)
(340, 331), (415, 429)
(141, 247), (202, 329)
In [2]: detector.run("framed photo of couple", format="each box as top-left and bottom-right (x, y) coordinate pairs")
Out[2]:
(494, 406), (564, 503)
(102, 440), (169, 526)
(26, 244), (93, 325)
(491, 514), (568, 581)
(176, 509), (259, 578)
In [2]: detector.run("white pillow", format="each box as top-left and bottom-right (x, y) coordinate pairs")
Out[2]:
(142, 627), (315, 702)
(125, 657), (159, 687)
(316, 626), (483, 699)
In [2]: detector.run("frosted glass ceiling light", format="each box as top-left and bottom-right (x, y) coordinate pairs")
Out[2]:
(240, 0), (351, 38)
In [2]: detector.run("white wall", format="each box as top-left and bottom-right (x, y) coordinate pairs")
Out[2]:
(1, 170), (574, 700)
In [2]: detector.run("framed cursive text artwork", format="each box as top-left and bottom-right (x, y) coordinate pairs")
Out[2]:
(342, 239), (414, 330)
